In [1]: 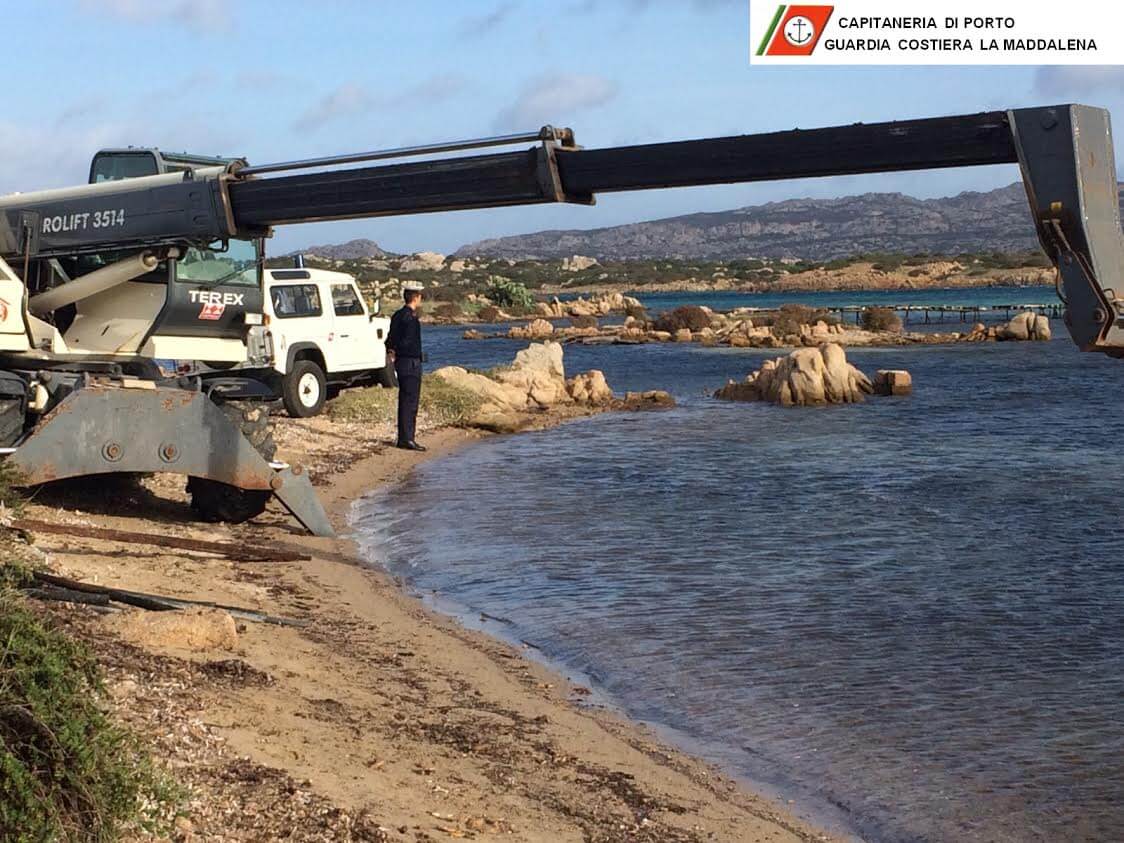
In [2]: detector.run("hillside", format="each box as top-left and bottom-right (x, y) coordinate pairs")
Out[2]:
(287, 238), (394, 260)
(454, 183), (1124, 261)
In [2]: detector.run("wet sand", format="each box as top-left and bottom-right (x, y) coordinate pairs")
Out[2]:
(23, 411), (841, 842)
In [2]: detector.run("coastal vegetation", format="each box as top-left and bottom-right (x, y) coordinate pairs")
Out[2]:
(267, 250), (1053, 319)
(860, 306), (904, 332)
(328, 373), (485, 427)
(0, 571), (176, 841)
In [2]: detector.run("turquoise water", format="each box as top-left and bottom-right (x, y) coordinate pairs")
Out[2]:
(352, 296), (1122, 842)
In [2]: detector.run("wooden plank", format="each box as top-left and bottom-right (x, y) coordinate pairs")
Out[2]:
(30, 571), (307, 627)
(12, 518), (310, 562)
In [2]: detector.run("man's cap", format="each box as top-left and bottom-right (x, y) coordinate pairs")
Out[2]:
(402, 280), (425, 292)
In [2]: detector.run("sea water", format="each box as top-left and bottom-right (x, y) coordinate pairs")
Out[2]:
(352, 289), (1124, 842)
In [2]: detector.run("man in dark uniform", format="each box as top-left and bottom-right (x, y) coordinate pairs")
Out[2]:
(386, 282), (427, 451)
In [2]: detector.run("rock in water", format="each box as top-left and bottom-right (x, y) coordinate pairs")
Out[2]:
(434, 341), (578, 422)
(507, 318), (555, 339)
(998, 311), (1052, 341)
(567, 370), (613, 404)
(874, 369), (913, 396)
(1033, 314), (1052, 341)
(714, 343), (880, 406)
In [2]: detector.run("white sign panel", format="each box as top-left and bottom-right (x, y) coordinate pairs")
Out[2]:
(750, 1), (1121, 64)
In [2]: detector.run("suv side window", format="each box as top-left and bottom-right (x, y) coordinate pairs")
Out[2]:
(331, 284), (365, 317)
(271, 284), (322, 318)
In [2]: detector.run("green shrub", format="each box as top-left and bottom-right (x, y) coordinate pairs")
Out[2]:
(431, 302), (464, 320)
(426, 284), (467, 302)
(624, 303), (649, 321)
(485, 278), (535, 310)
(570, 315), (598, 329)
(0, 592), (176, 840)
(328, 376), (484, 428)
(860, 306), (904, 333)
(771, 303), (838, 336)
(654, 305), (711, 333)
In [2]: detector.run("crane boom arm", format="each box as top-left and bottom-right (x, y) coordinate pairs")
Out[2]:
(2, 103), (1122, 354)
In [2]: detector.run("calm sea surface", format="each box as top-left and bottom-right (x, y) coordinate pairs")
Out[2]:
(352, 288), (1124, 842)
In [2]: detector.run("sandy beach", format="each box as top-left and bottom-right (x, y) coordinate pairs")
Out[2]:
(20, 407), (840, 842)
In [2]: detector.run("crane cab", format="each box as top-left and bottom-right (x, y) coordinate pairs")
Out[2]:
(88, 148), (234, 184)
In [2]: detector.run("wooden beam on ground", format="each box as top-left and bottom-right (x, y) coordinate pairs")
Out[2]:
(29, 571), (307, 627)
(11, 519), (310, 562)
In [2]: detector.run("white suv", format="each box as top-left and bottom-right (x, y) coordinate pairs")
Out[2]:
(264, 267), (394, 416)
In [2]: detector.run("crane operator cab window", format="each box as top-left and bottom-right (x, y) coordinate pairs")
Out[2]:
(175, 239), (261, 287)
(89, 151), (161, 183)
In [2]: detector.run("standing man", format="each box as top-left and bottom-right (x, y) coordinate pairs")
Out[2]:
(386, 281), (427, 451)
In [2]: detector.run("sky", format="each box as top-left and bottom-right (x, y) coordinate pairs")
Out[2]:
(3, 0), (1124, 255)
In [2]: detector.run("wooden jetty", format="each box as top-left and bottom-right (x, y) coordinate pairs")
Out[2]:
(822, 302), (1063, 324)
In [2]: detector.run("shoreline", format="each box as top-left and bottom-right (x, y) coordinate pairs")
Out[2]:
(19, 409), (848, 842)
(341, 423), (863, 841)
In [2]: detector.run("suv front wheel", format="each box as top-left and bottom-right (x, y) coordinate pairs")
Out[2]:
(283, 359), (327, 417)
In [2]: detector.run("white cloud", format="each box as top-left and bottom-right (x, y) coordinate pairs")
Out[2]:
(289, 75), (470, 134)
(494, 73), (618, 131)
(1034, 67), (1124, 97)
(393, 73), (470, 105)
(0, 112), (240, 195)
(80, 0), (232, 33)
(566, 0), (736, 12)
(457, 2), (519, 36)
(291, 84), (373, 133)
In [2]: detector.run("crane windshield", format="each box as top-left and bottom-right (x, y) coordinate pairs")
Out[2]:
(176, 239), (260, 287)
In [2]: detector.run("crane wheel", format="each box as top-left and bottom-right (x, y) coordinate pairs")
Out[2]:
(187, 400), (276, 524)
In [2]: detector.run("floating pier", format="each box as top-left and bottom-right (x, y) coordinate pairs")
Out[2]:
(823, 303), (1064, 324)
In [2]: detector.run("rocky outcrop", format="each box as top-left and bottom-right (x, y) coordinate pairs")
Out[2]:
(508, 318), (555, 339)
(433, 343), (621, 431)
(398, 251), (446, 272)
(997, 310), (1052, 341)
(874, 369), (913, 396)
(493, 343), (571, 407)
(620, 390), (676, 409)
(562, 255), (599, 272)
(566, 370), (613, 404)
(536, 291), (643, 319)
(427, 367), (531, 413)
(715, 343), (888, 406)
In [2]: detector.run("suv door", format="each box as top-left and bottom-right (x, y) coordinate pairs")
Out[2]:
(268, 280), (331, 370)
(330, 282), (379, 371)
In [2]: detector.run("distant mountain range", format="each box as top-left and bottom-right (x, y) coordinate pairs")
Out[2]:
(454, 183), (1124, 261)
(290, 238), (394, 260)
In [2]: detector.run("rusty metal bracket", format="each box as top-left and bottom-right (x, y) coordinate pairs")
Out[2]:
(1010, 104), (1124, 353)
(7, 384), (334, 536)
(535, 143), (595, 206)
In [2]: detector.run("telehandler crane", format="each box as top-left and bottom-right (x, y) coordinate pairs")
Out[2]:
(0, 103), (1118, 537)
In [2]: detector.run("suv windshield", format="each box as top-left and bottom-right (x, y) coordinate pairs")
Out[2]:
(176, 239), (260, 287)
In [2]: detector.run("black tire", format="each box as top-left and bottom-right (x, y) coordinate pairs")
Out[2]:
(374, 364), (398, 389)
(187, 400), (275, 524)
(282, 360), (327, 417)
